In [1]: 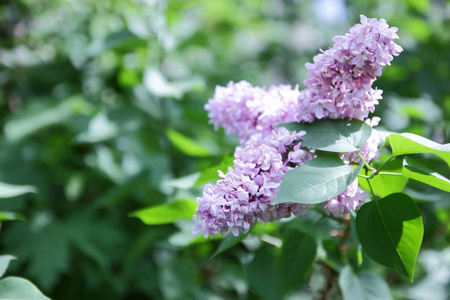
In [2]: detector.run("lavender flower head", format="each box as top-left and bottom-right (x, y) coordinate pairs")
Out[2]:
(298, 15), (403, 122)
(205, 81), (301, 142)
(193, 128), (314, 238)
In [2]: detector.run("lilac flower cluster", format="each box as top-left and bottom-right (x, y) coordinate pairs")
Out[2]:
(193, 128), (314, 238)
(205, 81), (302, 142)
(194, 16), (402, 237)
(298, 15), (402, 122)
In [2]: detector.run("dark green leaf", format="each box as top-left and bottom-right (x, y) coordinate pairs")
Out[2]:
(210, 232), (246, 260)
(389, 133), (450, 166)
(339, 266), (392, 300)
(0, 255), (16, 278)
(248, 246), (285, 300)
(356, 194), (423, 281)
(402, 157), (450, 192)
(275, 155), (362, 205)
(278, 229), (317, 291)
(130, 199), (197, 225)
(0, 277), (50, 300)
(280, 119), (372, 152)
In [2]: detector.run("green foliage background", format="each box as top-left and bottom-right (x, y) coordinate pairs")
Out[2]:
(0, 0), (449, 299)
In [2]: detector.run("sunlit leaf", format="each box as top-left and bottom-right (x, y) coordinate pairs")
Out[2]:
(165, 129), (211, 157)
(130, 199), (197, 225)
(0, 212), (25, 222)
(0, 182), (36, 199)
(389, 133), (450, 167)
(0, 255), (16, 278)
(275, 155), (362, 205)
(194, 155), (234, 187)
(356, 194), (423, 281)
(402, 157), (450, 192)
(280, 119), (372, 152)
(0, 277), (50, 300)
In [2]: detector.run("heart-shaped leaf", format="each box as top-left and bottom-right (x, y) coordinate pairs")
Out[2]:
(356, 193), (423, 281)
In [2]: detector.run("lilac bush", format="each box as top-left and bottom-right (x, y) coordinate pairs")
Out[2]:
(194, 15), (403, 238)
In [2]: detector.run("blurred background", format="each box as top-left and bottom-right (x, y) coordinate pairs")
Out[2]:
(0, 0), (449, 299)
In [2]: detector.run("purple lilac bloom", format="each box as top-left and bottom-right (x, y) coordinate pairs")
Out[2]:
(323, 180), (368, 217)
(193, 128), (315, 238)
(298, 15), (403, 122)
(205, 81), (301, 143)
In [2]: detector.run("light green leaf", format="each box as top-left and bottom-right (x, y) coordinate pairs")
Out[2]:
(358, 158), (408, 198)
(144, 68), (203, 99)
(194, 155), (234, 187)
(278, 229), (317, 291)
(0, 277), (50, 300)
(402, 157), (450, 192)
(165, 129), (211, 157)
(0, 212), (25, 222)
(0, 182), (36, 199)
(389, 133), (450, 167)
(339, 266), (392, 300)
(130, 199), (197, 225)
(0, 255), (16, 278)
(280, 119), (372, 152)
(356, 193), (423, 281)
(275, 155), (362, 205)
(210, 232), (246, 260)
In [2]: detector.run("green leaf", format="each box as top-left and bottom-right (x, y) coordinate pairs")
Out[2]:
(280, 119), (372, 152)
(165, 129), (211, 157)
(389, 133), (450, 167)
(356, 194), (423, 281)
(358, 158), (408, 198)
(278, 229), (317, 291)
(339, 266), (392, 300)
(194, 155), (234, 187)
(0, 255), (16, 278)
(275, 155), (362, 205)
(402, 157), (450, 192)
(210, 232), (246, 260)
(247, 246), (285, 300)
(0, 182), (36, 199)
(0, 277), (50, 300)
(4, 97), (79, 142)
(130, 199), (197, 225)
(0, 211), (25, 222)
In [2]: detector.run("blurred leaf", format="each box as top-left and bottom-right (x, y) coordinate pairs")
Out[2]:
(275, 155), (362, 205)
(356, 194), (423, 281)
(280, 119), (372, 152)
(210, 232), (246, 260)
(143, 68), (203, 99)
(0, 182), (36, 199)
(76, 112), (118, 143)
(194, 155), (234, 187)
(130, 199), (197, 225)
(278, 229), (317, 291)
(358, 158), (408, 197)
(0, 277), (50, 300)
(87, 30), (146, 57)
(389, 133), (450, 167)
(0, 211), (25, 222)
(0, 255), (16, 278)
(4, 97), (79, 142)
(165, 129), (211, 157)
(338, 266), (392, 300)
(247, 246), (285, 300)
(402, 157), (450, 192)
